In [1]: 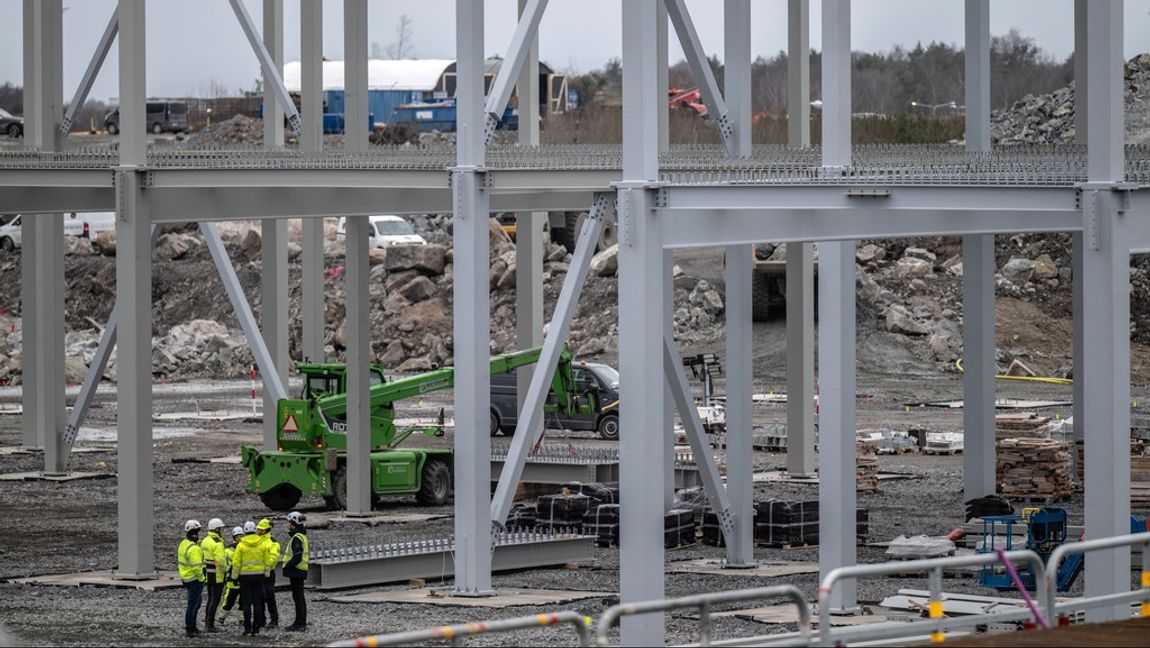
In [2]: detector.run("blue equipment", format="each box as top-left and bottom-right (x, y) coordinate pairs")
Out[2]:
(978, 507), (1083, 592)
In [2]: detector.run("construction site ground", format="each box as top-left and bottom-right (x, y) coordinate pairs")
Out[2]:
(0, 368), (1139, 647)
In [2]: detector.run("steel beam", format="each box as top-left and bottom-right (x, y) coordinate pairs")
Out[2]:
(787, 0), (811, 147)
(307, 533), (594, 590)
(819, 0), (857, 614)
(228, 0), (301, 135)
(491, 194), (609, 527)
(619, 0), (664, 641)
(514, 0), (546, 470)
(484, 0), (548, 144)
(300, 0), (325, 364)
(962, 0), (995, 504)
(61, 8), (118, 136)
(1082, 0), (1129, 622)
(662, 0), (734, 155)
(453, 0), (493, 597)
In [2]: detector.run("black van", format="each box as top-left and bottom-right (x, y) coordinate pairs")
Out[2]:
(104, 101), (189, 135)
(490, 362), (621, 440)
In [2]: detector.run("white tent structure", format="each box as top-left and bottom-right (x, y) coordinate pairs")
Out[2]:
(282, 59), (455, 93)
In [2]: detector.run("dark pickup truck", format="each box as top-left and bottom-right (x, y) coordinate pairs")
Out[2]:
(491, 361), (620, 440)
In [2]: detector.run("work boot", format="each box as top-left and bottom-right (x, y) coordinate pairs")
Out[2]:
(185, 628), (202, 638)
(205, 623), (220, 633)
(286, 623), (306, 632)
(266, 620), (278, 629)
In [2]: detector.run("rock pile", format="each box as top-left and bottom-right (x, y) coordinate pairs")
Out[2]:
(991, 53), (1150, 145)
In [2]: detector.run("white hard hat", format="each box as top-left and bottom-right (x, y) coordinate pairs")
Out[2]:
(243, 520), (257, 534)
(232, 526), (244, 537)
(287, 511), (305, 525)
(207, 518), (225, 531)
(185, 520), (202, 533)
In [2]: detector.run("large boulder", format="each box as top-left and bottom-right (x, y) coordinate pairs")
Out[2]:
(903, 247), (936, 263)
(589, 244), (619, 277)
(398, 276), (437, 302)
(894, 257), (933, 278)
(66, 236), (95, 257)
(856, 243), (886, 264)
(384, 244), (447, 275)
(1032, 254), (1058, 281)
(154, 233), (199, 261)
(93, 231), (117, 255)
(1000, 257), (1036, 285)
(883, 303), (930, 335)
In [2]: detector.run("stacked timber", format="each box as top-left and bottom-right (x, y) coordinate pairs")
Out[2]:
(857, 441), (879, 492)
(995, 413), (1050, 440)
(996, 438), (1073, 498)
(1132, 454), (1150, 509)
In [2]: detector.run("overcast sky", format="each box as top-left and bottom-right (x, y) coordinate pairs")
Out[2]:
(1, 0), (1148, 102)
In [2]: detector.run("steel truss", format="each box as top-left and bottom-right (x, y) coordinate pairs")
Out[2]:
(5, 1), (1147, 644)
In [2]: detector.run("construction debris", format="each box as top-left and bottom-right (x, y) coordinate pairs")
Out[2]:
(995, 412), (1050, 440)
(857, 441), (879, 492)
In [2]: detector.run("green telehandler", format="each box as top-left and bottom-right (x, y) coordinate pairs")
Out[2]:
(241, 346), (588, 511)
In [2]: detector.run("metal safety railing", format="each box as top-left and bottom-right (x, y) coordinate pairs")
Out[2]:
(593, 585), (811, 647)
(818, 550), (1047, 646)
(328, 611), (593, 647)
(1045, 531), (1150, 622)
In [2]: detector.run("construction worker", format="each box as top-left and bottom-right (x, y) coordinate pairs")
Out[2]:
(256, 517), (281, 630)
(230, 520), (267, 636)
(281, 511), (309, 631)
(200, 518), (227, 632)
(217, 526), (244, 626)
(177, 520), (207, 638)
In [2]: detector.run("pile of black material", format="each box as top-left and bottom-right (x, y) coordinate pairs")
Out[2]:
(857, 508), (870, 543)
(965, 495), (1013, 521)
(583, 504), (621, 546)
(672, 486), (710, 524)
(506, 503), (537, 529)
(755, 499), (819, 546)
(563, 482), (619, 506)
(665, 508), (696, 549)
(701, 506), (760, 547)
(537, 493), (591, 530)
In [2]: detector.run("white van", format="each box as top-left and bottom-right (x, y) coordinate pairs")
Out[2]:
(0, 212), (117, 252)
(336, 215), (426, 249)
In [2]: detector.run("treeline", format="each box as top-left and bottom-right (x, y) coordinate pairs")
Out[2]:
(569, 29), (1072, 117)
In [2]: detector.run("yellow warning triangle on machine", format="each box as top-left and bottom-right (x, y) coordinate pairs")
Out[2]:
(282, 414), (300, 433)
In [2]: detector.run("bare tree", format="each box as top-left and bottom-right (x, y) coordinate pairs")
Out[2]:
(384, 14), (415, 60)
(370, 42), (385, 60)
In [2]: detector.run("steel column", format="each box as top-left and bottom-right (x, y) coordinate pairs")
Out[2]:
(19, 0), (37, 450)
(787, 0), (810, 147)
(300, 0), (325, 364)
(620, 1), (664, 643)
(962, 0), (995, 503)
(786, 0), (815, 478)
(113, 0), (153, 579)
(453, 0), (494, 596)
(515, 0), (545, 452)
(261, 0), (289, 451)
(28, 0), (65, 472)
(657, 0), (669, 151)
(662, 249), (675, 509)
(785, 242), (815, 477)
(342, 0), (372, 517)
(818, 0), (857, 614)
(1082, 0), (1129, 621)
(1074, 0), (1088, 142)
(722, 0), (754, 568)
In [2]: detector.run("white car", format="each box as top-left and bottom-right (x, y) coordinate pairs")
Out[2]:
(336, 215), (426, 248)
(0, 212), (117, 252)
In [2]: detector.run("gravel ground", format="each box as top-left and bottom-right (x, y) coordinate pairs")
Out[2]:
(0, 372), (1133, 646)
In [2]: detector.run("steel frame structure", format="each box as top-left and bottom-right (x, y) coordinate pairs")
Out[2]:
(5, 1), (1147, 645)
